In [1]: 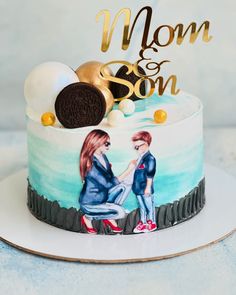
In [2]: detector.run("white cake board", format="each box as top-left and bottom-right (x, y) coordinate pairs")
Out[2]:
(0, 164), (235, 263)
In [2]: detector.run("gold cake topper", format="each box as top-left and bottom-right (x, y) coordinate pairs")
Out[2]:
(96, 6), (212, 100)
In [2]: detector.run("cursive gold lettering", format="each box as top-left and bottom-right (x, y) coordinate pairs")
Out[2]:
(134, 77), (156, 99)
(96, 6), (153, 52)
(153, 25), (175, 47)
(175, 21), (213, 45)
(155, 75), (180, 96)
(100, 61), (134, 101)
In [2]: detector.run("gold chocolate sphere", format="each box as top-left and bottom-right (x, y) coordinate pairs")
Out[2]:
(154, 109), (167, 124)
(41, 112), (56, 126)
(75, 61), (113, 89)
(95, 84), (115, 116)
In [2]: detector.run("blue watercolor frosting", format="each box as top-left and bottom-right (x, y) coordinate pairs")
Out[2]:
(28, 131), (203, 211)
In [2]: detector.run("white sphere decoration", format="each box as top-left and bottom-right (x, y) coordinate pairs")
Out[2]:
(24, 62), (79, 118)
(118, 99), (135, 115)
(26, 106), (40, 122)
(107, 110), (125, 127)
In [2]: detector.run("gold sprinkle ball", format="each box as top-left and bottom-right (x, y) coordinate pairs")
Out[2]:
(154, 109), (167, 124)
(41, 112), (56, 126)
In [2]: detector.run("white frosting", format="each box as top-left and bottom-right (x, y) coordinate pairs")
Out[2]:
(27, 90), (204, 210)
(27, 90), (203, 154)
(27, 90), (202, 130)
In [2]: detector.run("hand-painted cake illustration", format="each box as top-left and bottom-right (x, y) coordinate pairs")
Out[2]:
(24, 4), (212, 235)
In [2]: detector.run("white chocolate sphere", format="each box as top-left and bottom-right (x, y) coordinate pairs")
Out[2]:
(26, 106), (40, 122)
(24, 62), (79, 118)
(118, 99), (136, 115)
(107, 110), (125, 127)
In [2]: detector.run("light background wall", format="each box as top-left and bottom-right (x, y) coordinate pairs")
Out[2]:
(0, 0), (235, 130)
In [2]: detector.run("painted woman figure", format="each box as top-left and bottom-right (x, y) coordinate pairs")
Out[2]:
(79, 129), (136, 234)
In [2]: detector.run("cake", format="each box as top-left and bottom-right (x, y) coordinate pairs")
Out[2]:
(24, 4), (208, 235)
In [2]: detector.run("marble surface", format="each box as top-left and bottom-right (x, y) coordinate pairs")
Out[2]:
(0, 128), (235, 295)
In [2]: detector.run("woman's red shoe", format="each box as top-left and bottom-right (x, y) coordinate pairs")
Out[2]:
(81, 216), (97, 234)
(103, 219), (123, 233)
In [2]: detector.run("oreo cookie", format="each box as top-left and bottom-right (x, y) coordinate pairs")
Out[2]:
(55, 82), (106, 129)
(111, 65), (146, 101)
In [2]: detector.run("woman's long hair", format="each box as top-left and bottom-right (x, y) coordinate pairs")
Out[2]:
(80, 129), (110, 180)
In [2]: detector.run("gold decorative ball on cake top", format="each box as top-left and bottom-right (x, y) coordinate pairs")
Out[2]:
(75, 61), (113, 89)
(95, 84), (114, 116)
(154, 109), (167, 124)
(41, 112), (56, 126)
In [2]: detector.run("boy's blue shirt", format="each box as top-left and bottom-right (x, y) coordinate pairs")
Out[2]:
(132, 151), (156, 195)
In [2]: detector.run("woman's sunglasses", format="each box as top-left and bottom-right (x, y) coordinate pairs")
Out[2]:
(104, 141), (111, 147)
(134, 143), (146, 150)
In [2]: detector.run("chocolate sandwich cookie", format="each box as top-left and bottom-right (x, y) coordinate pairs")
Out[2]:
(55, 82), (106, 129)
(111, 65), (146, 102)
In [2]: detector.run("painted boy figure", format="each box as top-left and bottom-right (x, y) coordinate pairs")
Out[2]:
(132, 131), (157, 233)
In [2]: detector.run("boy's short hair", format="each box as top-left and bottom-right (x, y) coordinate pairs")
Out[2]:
(132, 131), (152, 146)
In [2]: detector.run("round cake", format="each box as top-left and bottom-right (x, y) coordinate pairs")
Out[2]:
(26, 90), (205, 235)
(23, 2), (209, 235)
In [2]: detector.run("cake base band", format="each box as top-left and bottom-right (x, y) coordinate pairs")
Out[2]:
(27, 179), (205, 235)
